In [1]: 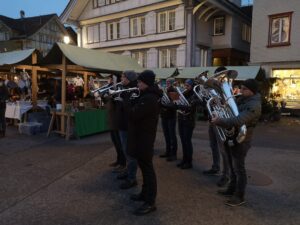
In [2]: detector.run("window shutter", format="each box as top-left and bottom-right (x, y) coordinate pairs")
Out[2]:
(120, 17), (129, 38)
(100, 22), (107, 42)
(93, 24), (100, 42)
(175, 5), (185, 30)
(145, 11), (156, 34)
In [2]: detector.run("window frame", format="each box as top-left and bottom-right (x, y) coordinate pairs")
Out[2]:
(268, 11), (293, 48)
(130, 16), (146, 37)
(131, 50), (147, 68)
(213, 16), (225, 36)
(107, 21), (121, 41)
(159, 48), (177, 68)
(157, 9), (176, 33)
(242, 23), (251, 43)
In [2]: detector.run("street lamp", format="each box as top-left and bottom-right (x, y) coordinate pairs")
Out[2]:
(63, 36), (70, 44)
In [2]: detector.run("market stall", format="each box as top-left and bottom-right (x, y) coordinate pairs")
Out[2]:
(41, 43), (143, 139)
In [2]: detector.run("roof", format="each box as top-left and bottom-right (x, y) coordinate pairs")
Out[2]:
(177, 66), (261, 80)
(41, 43), (143, 73)
(0, 48), (35, 66)
(151, 68), (178, 79)
(0, 14), (57, 38)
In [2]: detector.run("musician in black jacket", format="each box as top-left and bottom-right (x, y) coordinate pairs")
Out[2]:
(211, 79), (261, 207)
(126, 70), (162, 215)
(160, 78), (178, 161)
(176, 79), (197, 169)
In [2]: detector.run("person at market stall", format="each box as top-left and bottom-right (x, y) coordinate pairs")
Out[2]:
(0, 79), (10, 138)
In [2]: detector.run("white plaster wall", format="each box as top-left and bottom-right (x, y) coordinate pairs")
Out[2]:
(250, 0), (300, 64)
(211, 15), (232, 49)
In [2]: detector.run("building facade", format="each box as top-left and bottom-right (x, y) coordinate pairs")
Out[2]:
(60, 0), (251, 69)
(0, 13), (76, 56)
(250, 0), (300, 108)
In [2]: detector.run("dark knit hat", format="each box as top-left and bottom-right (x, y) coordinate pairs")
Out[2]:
(185, 79), (194, 87)
(123, 70), (137, 82)
(137, 70), (156, 87)
(242, 79), (259, 94)
(214, 66), (227, 74)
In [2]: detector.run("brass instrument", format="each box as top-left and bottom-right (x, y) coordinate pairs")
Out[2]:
(205, 70), (247, 144)
(161, 89), (172, 105)
(108, 87), (140, 99)
(90, 82), (122, 94)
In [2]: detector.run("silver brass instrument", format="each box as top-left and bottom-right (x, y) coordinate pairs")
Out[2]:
(161, 90), (172, 106)
(205, 70), (247, 144)
(108, 87), (140, 99)
(90, 82), (122, 94)
(175, 87), (191, 115)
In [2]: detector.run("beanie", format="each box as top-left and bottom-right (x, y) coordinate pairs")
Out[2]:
(166, 78), (175, 85)
(242, 79), (259, 94)
(185, 79), (194, 87)
(123, 70), (137, 82)
(214, 66), (227, 74)
(137, 70), (156, 87)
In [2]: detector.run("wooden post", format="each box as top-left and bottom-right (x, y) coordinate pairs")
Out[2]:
(61, 55), (67, 133)
(83, 72), (88, 97)
(31, 52), (38, 107)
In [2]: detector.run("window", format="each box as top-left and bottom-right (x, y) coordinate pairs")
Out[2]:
(200, 48), (208, 67)
(158, 10), (176, 33)
(87, 24), (100, 44)
(107, 21), (120, 40)
(132, 51), (147, 68)
(242, 23), (251, 42)
(0, 32), (9, 41)
(93, 0), (124, 8)
(213, 17), (225, 35)
(268, 12), (293, 47)
(159, 48), (177, 68)
(130, 16), (146, 37)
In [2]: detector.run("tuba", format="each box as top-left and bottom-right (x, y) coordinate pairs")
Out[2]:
(161, 90), (172, 105)
(205, 70), (247, 144)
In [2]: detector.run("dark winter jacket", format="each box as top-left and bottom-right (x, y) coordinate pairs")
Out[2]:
(0, 83), (9, 109)
(114, 80), (138, 131)
(215, 93), (262, 142)
(160, 86), (177, 119)
(127, 86), (162, 160)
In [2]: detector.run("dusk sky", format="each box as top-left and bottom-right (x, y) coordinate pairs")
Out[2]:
(0, 0), (253, 19)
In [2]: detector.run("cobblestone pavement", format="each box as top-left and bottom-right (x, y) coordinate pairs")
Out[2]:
(0, 117), (299, 225)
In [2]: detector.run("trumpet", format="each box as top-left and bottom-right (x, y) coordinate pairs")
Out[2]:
(90, 82), (122, 94)
(108, 87), (140, 99)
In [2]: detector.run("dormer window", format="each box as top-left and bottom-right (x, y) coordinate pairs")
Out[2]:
(213, 16), (225, 36)
(93, 0), (124, 8)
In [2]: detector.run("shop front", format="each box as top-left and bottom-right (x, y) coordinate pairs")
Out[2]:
(271, 69), (300, 109)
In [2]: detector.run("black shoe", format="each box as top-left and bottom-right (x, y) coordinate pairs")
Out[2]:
(112, 165), (126, 173)
(159, 153), (169, 158)
(217, 176), (230, 187)
(181, 163), (193, 169)
(203, 168), (220, 176)
(225, 196), (246, 207)
(130, 193), (145, 202)
(109, 161), (119, 167)
(117, 173), (128, 180)
(177, 161), (185, 168)
(133, 203), (156, 216)
(119, 179), (137, 189)
(217, 189), (235, 197)
(166, 156), (177, 162)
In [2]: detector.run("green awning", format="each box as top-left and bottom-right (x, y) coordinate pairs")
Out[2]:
(177, 66), (261, 80)
(42, 43), (143, 73)
(0, 49), (35, 66)
(151, 68), (178, 79)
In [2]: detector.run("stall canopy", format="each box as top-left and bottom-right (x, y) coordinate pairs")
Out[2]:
(151, 68), (178, 79)
(41, 43), (143, 73)
(177, 66), (261, 80)
(0, 49), (36, 66)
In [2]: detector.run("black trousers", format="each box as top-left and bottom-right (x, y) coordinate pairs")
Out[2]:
(225, 141), (251, 198)
(138, 158), (157, 205)
(161, 117), (177, 156)
(0, 107), (6, 136)
(178, 119), (194, 163)
(110, 130), (126, 166)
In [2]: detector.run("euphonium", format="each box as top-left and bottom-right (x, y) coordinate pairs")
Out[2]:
(206, 70), (247, 144)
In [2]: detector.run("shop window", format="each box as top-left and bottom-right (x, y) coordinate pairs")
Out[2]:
(268, 12), (293, 47)
(213, 17), (225, 36)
